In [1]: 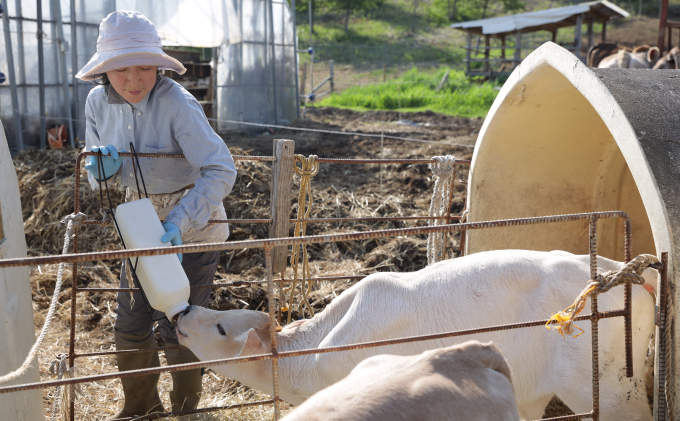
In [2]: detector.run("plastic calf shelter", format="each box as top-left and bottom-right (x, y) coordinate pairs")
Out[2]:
(465, 42), (680, 417)
(0, 121), (42, 420)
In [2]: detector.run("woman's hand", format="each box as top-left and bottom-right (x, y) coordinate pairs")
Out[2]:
(84, 145), (125, 181)
(161, 222), (183, 263)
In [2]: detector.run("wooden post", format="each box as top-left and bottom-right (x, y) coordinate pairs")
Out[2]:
(574, 13), (584, 61)
(484, 34), (490, 76)
(668, 26), (672, 52)
(587, 18), (594, 52)
(329, 60), (334, 93)
(383, 63), (386, 82)
(466, 32), (472, 75)
(500, 35), (506, 59)
(659, 0), (668, 50)
(552, 30), (557, 43)
(270, 139), (295, 274)
(602, 21), (607, 42)
(514, 31), (521, 67)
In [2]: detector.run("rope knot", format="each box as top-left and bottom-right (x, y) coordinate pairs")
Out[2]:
(294, 154), (320, 177)
(546, 254), (660, 337)
(60, 212), (86, 227)
(49, 354), (69, 378)
(429, 155), (456, 178)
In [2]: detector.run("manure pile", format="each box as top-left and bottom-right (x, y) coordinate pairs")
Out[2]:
(16, 108), (477, 420)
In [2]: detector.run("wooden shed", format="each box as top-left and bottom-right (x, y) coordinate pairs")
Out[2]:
(451, 0), (628, 77)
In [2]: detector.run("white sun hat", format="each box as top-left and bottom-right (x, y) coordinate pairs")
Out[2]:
(76, 11), (186, 81)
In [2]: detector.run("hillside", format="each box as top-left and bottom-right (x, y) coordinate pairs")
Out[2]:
(297, 0), (680, 103)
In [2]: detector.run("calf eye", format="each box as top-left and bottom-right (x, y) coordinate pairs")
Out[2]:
(216, 324), (226, 336)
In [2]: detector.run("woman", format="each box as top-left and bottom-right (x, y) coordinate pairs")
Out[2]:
(76, 10), (236, 418)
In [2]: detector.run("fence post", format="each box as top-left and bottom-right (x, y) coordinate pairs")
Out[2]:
(300, 62), (308, 100)
(270, 139), (295, 274)
(329, 60), (334, 93)
(574, 13), (584, 61)
(514, 31), (521, 68)
(484, 35), (490, 77)
(466, 32), (471, 75)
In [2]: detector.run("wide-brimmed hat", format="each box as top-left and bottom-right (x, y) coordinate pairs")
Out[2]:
(76, 11), (186, 81)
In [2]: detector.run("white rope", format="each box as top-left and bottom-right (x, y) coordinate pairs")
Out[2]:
(427, 156), (456, 265)
(48, 354), (82, 421)
(0, 212), (85, 386)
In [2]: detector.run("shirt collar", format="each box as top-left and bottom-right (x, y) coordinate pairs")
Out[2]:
(106, 74), (161, 112)
(106, 85), (126, 105)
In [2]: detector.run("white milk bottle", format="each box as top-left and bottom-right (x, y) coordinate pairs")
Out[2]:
(115, 198), (190, 320)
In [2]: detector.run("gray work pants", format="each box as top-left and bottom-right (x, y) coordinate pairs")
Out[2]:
(114, 251), (220, 344)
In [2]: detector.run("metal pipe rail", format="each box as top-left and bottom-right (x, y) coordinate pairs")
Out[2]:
(0, 308), (628, 394)
(0, 212), (632, 268)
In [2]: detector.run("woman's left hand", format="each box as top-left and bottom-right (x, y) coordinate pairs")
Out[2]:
(161, 222), (183, 263)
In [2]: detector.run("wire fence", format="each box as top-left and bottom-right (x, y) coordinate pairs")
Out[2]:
(7, 109), (476, 148)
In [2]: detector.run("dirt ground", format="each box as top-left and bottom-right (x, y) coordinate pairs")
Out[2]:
(606, 17), (664, 48)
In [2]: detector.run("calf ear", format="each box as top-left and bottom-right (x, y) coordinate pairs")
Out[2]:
(238, 328), (264, 356)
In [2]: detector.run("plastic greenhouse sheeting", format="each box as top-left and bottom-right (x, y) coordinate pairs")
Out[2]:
(124, 0), (298, 131)
(0, 0), (296, 151)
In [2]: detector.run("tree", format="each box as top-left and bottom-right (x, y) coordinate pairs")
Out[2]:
(324, 0), (383, 33)
(425, 0), (523, 23)
(295, 0), (319, 37)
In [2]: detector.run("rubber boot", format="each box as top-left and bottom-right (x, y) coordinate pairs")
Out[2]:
(165, 346), (203, 413)
(108, 330), (164, 419)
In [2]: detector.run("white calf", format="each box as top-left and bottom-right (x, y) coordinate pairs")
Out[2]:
(176, 250), (655, 420)
(281, 341), (520, 421)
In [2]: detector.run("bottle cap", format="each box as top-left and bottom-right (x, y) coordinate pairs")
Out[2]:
(166, 302), (189, 321)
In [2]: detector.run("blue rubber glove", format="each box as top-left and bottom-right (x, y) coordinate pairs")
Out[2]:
(161, 222), (183, 263)
(84, 145), (125, 181)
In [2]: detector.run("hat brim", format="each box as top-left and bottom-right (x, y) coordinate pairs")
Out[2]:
(76, 48), (186, 81)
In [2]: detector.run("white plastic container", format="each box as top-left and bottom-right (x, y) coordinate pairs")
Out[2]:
(115, 198), (190, 320)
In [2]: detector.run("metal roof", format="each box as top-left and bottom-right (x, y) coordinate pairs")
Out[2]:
(451, 1), (629, 35)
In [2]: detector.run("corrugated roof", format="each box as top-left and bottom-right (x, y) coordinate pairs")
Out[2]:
(451, 1), (629, 35)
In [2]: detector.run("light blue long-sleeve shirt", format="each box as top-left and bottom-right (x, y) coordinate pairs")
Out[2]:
(84, 75), (237, 235)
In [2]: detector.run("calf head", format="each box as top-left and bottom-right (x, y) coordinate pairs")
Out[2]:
(176, 306), (272, 362)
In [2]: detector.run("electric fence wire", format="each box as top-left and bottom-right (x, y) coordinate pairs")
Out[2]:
(7, 109), (477, 148)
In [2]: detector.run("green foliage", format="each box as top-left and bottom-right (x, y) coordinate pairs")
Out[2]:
(424, 0), (525, 25)
(315, 67), (501, 117)
(325, 0), (384, 31)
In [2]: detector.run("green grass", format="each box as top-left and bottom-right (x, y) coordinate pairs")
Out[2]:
(314, 67), (501, 117)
